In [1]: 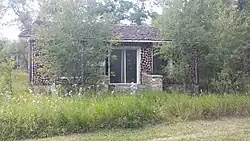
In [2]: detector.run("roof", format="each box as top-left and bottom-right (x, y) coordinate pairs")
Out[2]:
(111, 25), (162, 41)
(18, 29), (33, 38)
(19, 24), (165, 42)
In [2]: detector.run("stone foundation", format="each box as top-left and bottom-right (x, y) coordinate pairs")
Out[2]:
(108, 83), (146, 93)
(141, 73), (163, 91)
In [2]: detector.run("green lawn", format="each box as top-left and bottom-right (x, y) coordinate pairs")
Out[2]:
(25, 117), (250, 141)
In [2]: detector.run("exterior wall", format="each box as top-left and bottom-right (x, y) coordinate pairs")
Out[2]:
(114, 42), (154, 84)
(141, 73), (163, 91)
(30, 39), (52, 85)
(109, 42), (162, 91)
(117, 42), (153, 75)
(109, 83), (146, 93)
(29, 40), (161, 91)
(140, 46), (153, 74)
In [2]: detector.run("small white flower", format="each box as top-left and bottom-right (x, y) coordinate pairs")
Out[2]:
(68, 90), (73, 97)
(28, 88), (33, 94)
(78, 87), (83, 96)
(51, 83), (57, 93)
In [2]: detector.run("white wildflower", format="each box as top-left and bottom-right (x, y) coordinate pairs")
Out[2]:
(78, 87), (83, 96)
(130, 82), (138, 94)
(68, 90), (73, 97)
(50, 83), (57, 94)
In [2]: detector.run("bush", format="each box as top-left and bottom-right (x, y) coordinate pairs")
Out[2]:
(1, 92), (250, 140)
(0, 60), (15, 94)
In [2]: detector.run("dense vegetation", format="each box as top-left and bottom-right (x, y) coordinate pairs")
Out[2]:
(1, 89), (250, 140)
(154, 0), (250, 93)
(1, 0), (250, 92)
(0, 0), (250, 140)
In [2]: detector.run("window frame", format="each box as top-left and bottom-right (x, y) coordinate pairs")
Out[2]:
(108, 46), (141, 84)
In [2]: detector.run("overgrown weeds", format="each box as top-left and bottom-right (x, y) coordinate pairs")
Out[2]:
(1, 91), (250, 140)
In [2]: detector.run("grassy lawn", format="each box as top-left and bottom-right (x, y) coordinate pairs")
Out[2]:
(26, 117), (250, 141)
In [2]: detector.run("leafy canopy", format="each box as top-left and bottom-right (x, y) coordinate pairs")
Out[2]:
(155, 0), (250, 93)
(37, 0), (113, 86)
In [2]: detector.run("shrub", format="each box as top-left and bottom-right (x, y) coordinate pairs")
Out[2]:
(0, 60), (15, 94)
(1, 92), (250, 140)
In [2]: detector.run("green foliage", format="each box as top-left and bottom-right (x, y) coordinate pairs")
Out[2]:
(37, 0), (113, 86)
(155, 0), (250, 93)
(1, 91), (250, 140)
(0, 59), (15, 94)
(12, 71), (29, 93)
(0, 93), (158, 140)
(87, 0), (158, 25)
(0, 39), (17, 94)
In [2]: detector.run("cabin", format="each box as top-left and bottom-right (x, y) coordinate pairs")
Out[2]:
(19, 24), (169, 91)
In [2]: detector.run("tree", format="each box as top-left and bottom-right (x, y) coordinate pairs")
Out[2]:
(154, 0), (250, 93)
(86, 0), (159, 25)
(212, 0), (250, 93)
(0, 1), (7, 20)
(36, 0), (113, 88)
(7, 0), (38, 30)
(154, 0), (217, 91)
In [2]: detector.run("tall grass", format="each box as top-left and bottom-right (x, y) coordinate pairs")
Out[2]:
(1, 92), (250, 140)
(1, 72), (250, 140)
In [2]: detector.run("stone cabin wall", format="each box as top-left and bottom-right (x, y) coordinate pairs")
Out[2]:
(141, 73), (163, 91)
(29, 40), (163, 91)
